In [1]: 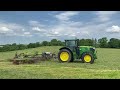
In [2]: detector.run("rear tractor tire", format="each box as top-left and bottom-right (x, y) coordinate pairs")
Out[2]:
(81, 52), (94, 64)
(58, 49), (73, 62)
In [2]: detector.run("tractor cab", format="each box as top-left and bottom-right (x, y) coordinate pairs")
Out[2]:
(65, 39), (79, 47)
(65, 39), (80, 56)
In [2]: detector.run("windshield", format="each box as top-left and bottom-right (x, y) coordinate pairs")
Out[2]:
(66, 41), (76, 46)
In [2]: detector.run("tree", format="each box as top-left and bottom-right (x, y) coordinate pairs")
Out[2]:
(86, 39), (94, 46)
(27, 43), (36, 48)
(42, 41), (49, 46)
(57, 40), (64, 46)
(98, 37), (108, 48)
(50, 39), (58, 46)
(18, 44), (27, 50)
(79, 39), (93, 46)
(11, 43), (19, 50)
(79, 39), (86, 46)
(92, 38), (99, 48)
(108, 38), (120, 48)
(35, 42), (40, 47)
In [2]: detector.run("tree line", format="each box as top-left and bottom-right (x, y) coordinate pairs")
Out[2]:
(79, 37), (120, 48)
(0, 39), (64, 52)
(0, 37), (120, 52)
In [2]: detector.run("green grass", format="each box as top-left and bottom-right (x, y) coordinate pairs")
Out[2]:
(0, 46), (120, 79)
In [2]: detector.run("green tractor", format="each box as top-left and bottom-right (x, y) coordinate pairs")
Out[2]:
(58, 39), (97, 64)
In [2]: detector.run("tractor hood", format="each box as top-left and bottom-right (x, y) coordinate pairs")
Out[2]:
(79, 46), (95, 49)
(80, 46), (95, 48)
(79, 46), (96, 54)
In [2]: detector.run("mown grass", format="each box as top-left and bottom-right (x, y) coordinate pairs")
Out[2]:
(0, 46), (120, 79)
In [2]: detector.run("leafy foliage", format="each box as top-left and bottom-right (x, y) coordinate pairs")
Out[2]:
(0, 37), (120, 52)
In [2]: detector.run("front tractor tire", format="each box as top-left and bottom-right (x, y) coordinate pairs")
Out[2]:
(58, 49), (73, 62)
(81, 52), (94, 64)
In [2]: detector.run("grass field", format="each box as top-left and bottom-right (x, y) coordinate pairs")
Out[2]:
(0, 46), (120, 79)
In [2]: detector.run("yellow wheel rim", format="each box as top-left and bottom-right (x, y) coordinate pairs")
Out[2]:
(84, 55), (91, 62)
(60, 52), (69, 61)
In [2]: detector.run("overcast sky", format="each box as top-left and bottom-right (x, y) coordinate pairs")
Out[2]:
(0, 11), (120, 45)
